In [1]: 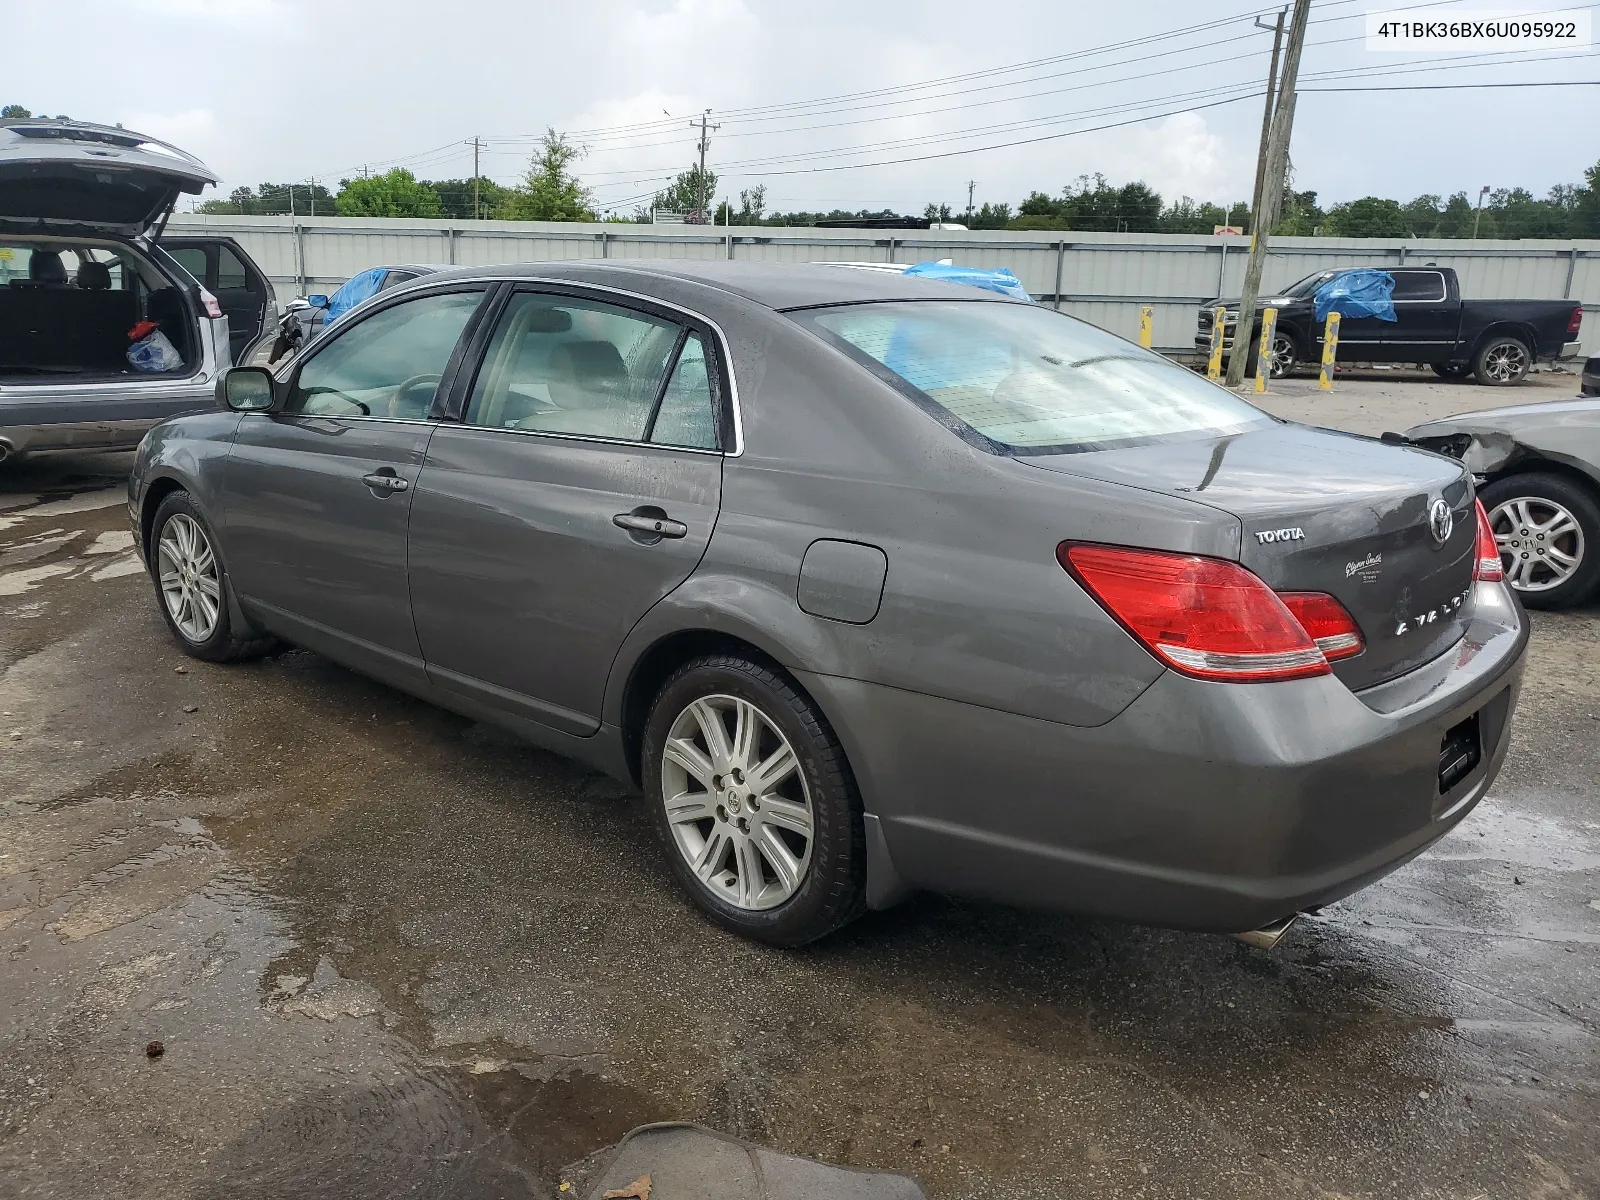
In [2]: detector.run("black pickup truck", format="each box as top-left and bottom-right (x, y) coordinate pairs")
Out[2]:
(1197, 266), (1582, 385)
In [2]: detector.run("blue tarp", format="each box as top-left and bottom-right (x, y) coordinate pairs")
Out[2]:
(902, 261), (1034, 301)
(1313, 269), (1396, 323)
(323, 266), (388, 326)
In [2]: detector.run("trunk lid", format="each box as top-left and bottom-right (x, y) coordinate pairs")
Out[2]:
(0, 120), (215, 238)
(1023, 423), (1477, 690)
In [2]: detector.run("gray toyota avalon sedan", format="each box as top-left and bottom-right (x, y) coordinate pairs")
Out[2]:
(127, 261), (1528, 947)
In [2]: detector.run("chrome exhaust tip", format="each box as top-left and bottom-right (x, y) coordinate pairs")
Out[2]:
(1235, 913), (1300, 950)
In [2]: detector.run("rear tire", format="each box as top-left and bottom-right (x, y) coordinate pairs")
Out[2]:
(1473, 336), (1531, 386)
(641, 653), (866, 946)
(149, 490), (277, 662)
(1478, 472), (1600, 609)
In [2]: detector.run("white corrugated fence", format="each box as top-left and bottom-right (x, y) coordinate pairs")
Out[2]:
(167, 214), (1600, 358)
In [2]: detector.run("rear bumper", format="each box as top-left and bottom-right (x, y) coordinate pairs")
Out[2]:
(804, 580), (1528, 933)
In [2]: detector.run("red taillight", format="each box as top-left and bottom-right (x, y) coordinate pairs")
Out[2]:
(1569, 306), (1583, 336)
(1473, 498), (1503, 581)
(199, 288), (223, 319)
(1059, 544), (1330, 683)
(1279, 592), (1365, 661)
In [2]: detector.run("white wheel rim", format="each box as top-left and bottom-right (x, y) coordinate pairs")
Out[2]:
(1489, 496), (1584, 592)
(157, 513), (222, 642)
(660, 693), (814, 911)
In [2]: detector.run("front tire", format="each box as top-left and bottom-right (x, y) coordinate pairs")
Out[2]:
(1479, 472), (1600, 609)
(641, 654), (866, 946)
(149, 490), (276, 662)
(1473, 336), (1531, 386)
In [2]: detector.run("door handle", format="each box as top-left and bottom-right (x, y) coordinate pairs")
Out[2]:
(362, 471), (409, 493)
(614, 510), (687, 540)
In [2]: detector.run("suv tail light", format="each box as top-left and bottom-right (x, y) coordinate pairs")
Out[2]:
(1279, 592), (1364, 660)
(1473, 498), (1504, 581)
(1569, 306), (1583, 336)
(1059, 544), (1330, 683)
(199, 288), (223, 319)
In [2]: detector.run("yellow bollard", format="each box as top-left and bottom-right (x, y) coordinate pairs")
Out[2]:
(1138, 305), (1154, 350)
(1206, 305), (1226, 381)
(1253, 307), (1278, 395)
(1318, 311), (1341, 392)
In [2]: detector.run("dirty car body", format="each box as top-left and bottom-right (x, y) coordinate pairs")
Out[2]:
(128, 262), (1528, 942)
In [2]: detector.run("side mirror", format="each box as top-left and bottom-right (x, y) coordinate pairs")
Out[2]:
(306, 294), (330, 309)
(217, 365), (277, 412)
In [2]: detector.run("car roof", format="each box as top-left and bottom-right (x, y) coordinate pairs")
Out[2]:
(421, 259), (1023, 312)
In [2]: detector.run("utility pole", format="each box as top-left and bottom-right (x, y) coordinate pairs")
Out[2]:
(1225, 0), (1310, 388)
(1248, 9), (1286, 234)
(471, 137), (482, 220)
(690, 109), (719, 222)
(966, 179), (976, 220)
(1472, 185), (1490, 238)
(308, 177), (316, 217)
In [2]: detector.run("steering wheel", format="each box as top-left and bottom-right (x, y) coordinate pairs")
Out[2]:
(389, 373), (442, 419)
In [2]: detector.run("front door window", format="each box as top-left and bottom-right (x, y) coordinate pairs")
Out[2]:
(289, 290), (483, 420)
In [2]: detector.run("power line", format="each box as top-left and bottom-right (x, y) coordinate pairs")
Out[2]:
(1303, 79), (1600, 91)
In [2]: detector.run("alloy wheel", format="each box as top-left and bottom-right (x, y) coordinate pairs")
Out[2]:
(157, 513), (222, 642)
(1482, 342), (1528, 384)
(659, 693), (814, 911)
(1268, 335), (1295, 378)
(1489, 496), (1584, 592)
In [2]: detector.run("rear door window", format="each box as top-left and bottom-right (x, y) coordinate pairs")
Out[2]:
(798, 300), (1273, 454)
(216, 245), (253, 292)
(462, 291), (686, 443)
(1391, 271), (1446, 302)
(169, 246), (211, 288)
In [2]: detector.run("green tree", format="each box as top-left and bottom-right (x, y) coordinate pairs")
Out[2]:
(923, 202), (954, 222)
(1401, 194), (1443, 237)
(426, 177), (511, 220)
(1322, 197), (1409, 237)
(501, 130), (595, 222)
(335, 168), (443, 218)
(1, 104), (31, 119)
(965, 201), (1013, 230)
(1575, 159), (1600, 237)
(653, 164), (717, 220)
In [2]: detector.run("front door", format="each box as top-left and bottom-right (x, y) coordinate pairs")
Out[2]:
(222, 286), (487, 687)
(407, 287), (726, 734)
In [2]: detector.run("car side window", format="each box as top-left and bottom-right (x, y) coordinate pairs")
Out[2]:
(1391, 272), (1446, 302)
(286, 290), (483, 420)
(216, 246), (252, 292)
(170, 247), (210, 288)
(648, 333), (720, 450)
(463, 291), (683, 441)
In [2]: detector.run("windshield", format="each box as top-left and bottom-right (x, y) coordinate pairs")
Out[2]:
(1278, 270), (1339, 298)
(797, 300), (1274, 454)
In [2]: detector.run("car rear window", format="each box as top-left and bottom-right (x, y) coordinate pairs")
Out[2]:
(797, 300), (1273, 454)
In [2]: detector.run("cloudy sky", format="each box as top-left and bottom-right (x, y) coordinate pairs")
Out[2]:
(8, 0), (1596, 217)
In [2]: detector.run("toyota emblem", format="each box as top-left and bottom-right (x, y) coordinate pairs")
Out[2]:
(1428, 498), (1453, 546)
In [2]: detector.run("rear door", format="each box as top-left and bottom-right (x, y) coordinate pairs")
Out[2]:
(407, 285), (726, 734)
(165, 238), (273, 360)
(1383, 269), (1456, 360)
(222, 284), (489, 688)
